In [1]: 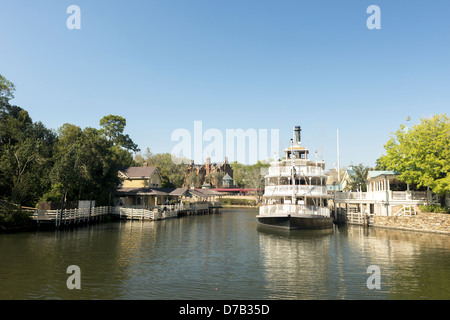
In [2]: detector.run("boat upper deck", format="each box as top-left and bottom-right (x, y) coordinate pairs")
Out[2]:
(266, 158), (326, 178)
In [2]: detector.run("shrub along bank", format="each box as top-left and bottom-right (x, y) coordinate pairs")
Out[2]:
(0, 205), (34, 232)
(221, 198), (258, 207)
(419, 205), (450, 214)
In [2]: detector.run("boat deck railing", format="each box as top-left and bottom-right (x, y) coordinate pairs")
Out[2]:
(259, 204), (330, 217)
(334, 190), (433, 203)
(264, 185), (327, 196)
(267, 166), (325, 177)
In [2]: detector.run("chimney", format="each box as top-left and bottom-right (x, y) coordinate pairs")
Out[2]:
(143, 162), (148, 167)
(294, 126), (301, 144)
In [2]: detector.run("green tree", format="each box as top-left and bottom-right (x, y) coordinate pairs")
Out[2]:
(99, 114), (139, 153)
(1, 75), (139, 207)
(214, 172), (224, 187)
(0, 74), (15, 100)
(229, 160), (270, 191)
(244, 161), (270, 201)
(345, 164), (370, 192)
(374, 158), (387, 171)
(230, 161), (246, 187)
(0, 83), (56, 206)
(135, 151), (186, 188)
(186, 172), (201, 188)
(49, 125), (121, 205)
(378, 114), (450, 196)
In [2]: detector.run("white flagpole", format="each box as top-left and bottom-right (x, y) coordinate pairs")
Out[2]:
(337, 128), (340, 188)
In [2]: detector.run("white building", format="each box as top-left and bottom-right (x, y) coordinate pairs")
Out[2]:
(332, 170), (440, 217)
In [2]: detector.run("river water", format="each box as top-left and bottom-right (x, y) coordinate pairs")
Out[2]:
(0, 208), (449, 300)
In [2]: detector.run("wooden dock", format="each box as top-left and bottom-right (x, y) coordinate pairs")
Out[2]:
(30, 206), (109, 228)
(335, 208), (374, 226)
(27, 201), (222, 228)
(112, 202), (222, 221)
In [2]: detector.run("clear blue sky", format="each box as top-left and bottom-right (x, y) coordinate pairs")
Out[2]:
(1, 0), (449, 170)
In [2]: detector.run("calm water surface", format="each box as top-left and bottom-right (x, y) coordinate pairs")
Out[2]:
(0, 208), (449, 300)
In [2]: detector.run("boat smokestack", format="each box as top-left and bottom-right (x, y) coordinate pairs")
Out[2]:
(294, 126), (301, 144)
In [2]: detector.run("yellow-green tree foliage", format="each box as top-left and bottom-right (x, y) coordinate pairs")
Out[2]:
(378, 114), (450, 195)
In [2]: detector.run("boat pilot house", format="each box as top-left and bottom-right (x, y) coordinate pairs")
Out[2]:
(114, 165), (222, 208)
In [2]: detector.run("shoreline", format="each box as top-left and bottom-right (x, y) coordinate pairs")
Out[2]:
(222, 205), (258, 208)
(0, 225), (36, 234)
(371, 211), (450, 235)
(371, 224), (450, 235)
(2, 207), (449, 236)
(224, 206), (449, 235)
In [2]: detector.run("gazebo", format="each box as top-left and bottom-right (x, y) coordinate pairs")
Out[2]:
(222, 173), (234, 188)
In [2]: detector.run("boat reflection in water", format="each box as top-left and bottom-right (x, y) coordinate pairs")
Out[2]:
(256, 224), (337, 299)
(257, 223), (334, 238)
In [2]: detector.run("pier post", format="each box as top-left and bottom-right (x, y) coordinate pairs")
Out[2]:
(89, 192), (93, 222)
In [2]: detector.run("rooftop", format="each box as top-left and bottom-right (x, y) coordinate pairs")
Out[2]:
(119, 166), (158, 178)
(114, 187), (221, 197)
(223, 173), (233, 181)
(367, 170), (398, 179)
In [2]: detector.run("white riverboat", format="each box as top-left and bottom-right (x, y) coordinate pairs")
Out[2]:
(257, 126), (334, 229)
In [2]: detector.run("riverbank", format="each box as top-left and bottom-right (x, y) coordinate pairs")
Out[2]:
(221, 197), (258, 207)
(373, 211), (450, 235)
(0, 225), (36, 234)
(2, 202), (449, 235)
(0, 207), (35, 234)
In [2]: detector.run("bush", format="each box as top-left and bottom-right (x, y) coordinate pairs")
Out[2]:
(221, 198), (258, 206)
(419, 205), (450, 214)
(0, 205), (33, 230)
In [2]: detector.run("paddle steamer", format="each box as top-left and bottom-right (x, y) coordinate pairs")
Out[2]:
(257, 126), (334, 229)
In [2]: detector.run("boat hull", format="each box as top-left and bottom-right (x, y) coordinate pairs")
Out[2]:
(256, 214), (334, 230)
